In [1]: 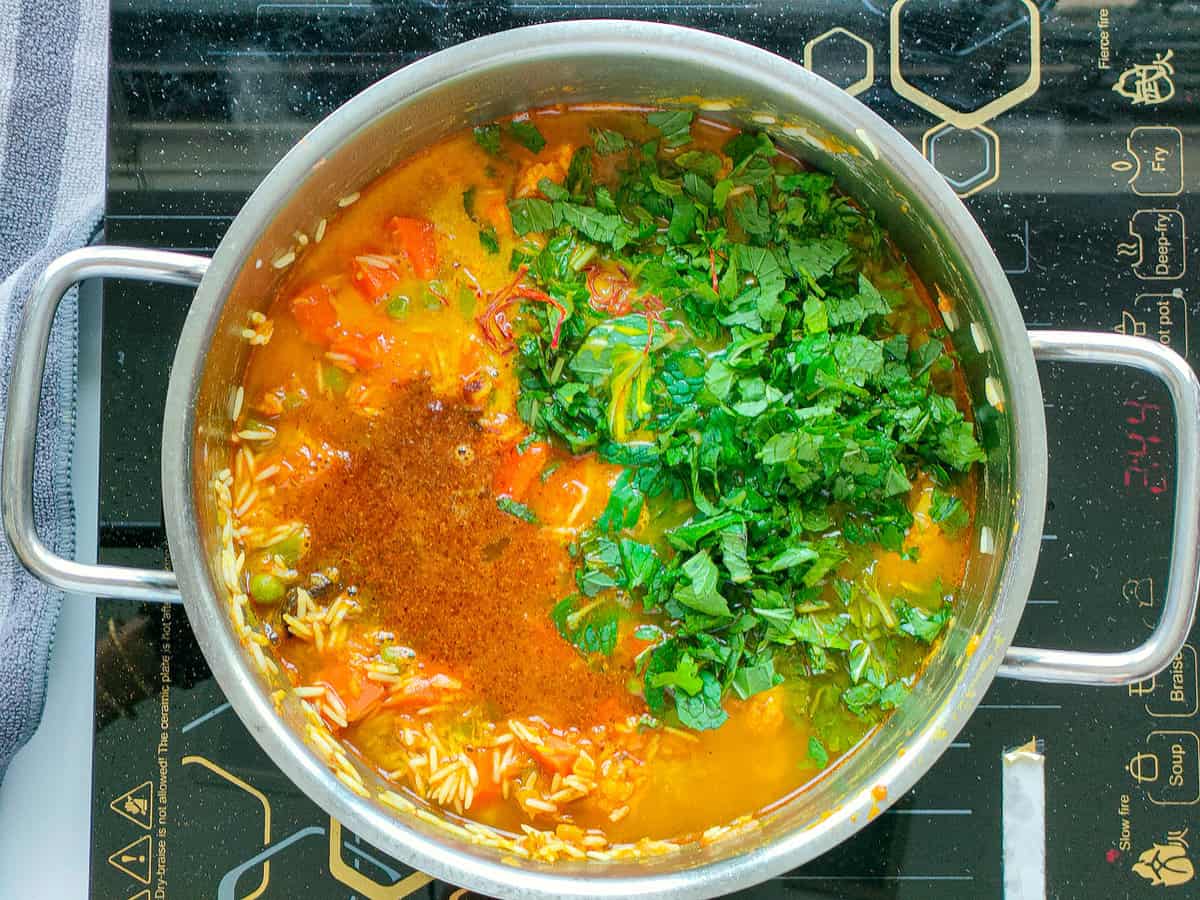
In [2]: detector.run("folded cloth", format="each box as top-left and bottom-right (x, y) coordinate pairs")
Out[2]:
(0, 0), (106, 776)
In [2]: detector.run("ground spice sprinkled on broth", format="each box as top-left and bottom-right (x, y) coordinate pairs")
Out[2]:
(228, 105), (981, 851)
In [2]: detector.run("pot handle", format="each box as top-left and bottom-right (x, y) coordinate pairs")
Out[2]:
(999, 330), (1200, 685)
(2, 246), (210, 602)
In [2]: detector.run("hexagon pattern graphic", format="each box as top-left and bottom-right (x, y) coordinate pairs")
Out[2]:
(922, 123), (1001, 197)
(804, 27), (875, 97)
(890, 0), (1041, 131)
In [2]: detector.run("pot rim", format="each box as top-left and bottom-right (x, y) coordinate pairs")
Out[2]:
(161, 20), (1047, 899)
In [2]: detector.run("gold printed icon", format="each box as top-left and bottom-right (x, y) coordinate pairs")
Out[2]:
(128, 892), (150, 900)
(109, 780), (153, 830)
(1128, 752), (1159, 784)
(1133, 827), (1194, 887)
(107, 834), (152, 885)
(1112, 126), (1185, 197)
(1114, 310), (1148, 338)
(1114, 50), (1176, 106)
(1116, 291), (1190, 358)
(1119, 210), (1187, 281)
(1130, 677), (1157, 698)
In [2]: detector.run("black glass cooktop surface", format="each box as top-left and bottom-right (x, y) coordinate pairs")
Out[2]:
(94, 2), (1198, 897)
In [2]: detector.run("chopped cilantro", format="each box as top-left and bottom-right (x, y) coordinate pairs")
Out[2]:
(647, 109), (694, 148)
(496, 496), (538, 524)
(929, 488), (970, 535)
(478, 226), (499, 254)
(508, 120), (546, 153)
(550, 595), (619, 656)
(473, 124), (501, 155)
(494, 111), (985, 733)
(895, 601), (952, 643)
(507, 198), (556, 235)
(808, 735), (830, 768)
(591, 128), (630, 155)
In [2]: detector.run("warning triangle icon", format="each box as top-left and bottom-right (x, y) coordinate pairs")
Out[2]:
(108, 834), (152, 885)
(129, 892), (150, 900)
(110, 781), (153, 830)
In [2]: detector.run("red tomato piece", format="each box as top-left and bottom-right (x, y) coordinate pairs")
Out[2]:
(290, 283), (339, 344)
(465, 748), (503, 808)
(492, 442), (550, 502)
(350, 256), (402, 302)
(381, 673), (460, 710)
(314, 662), (385, 725)
(329, 330), (390, 371)
(516, 729), (580, 776)
(387, 216), (438, 279)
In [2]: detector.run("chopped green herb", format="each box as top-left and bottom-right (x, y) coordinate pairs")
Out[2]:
(473, 124), (501, 156)
(808, 735), (830, 768)
(497, 496), (538, 524)
(508, 120), (546, 154)
(507, 197), (556, 235)
(457, 286), (477, 317)
(266, 528), (308, 566)
(497, 111), (984, 733)
(929, 489), (970, 535)
(647, 109), (694, 148)
(551, 595), (619, 656)
(895, 601), (952, 643)
(591, 128), (630, 155)
(479, 226), (500, 254)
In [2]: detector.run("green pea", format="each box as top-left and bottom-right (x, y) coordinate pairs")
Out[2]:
(386, 294), (411, 319)
(250, 572), (285, 605)
(458, 285), (477, 318)
(423, 281), (446, 310)
(267, 528), (309, 565)
(321, 364), (349, 395)
(381, 645), (416, 665)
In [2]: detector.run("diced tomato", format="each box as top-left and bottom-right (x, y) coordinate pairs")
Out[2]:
(613, 625), (654, 668)
(466, 748), (503, 808)
(381, 672), (460, 711)
(514, 144), (574, 199)
(290, 283), (339, 344)
(329, 329), (389, 371)
(314, 662), (386, 724)
(492, 441), (550, 502)
(272, 437), (347, 490)
(387, 216), (438, 279)
(516, 729), (580, 776)
(344, 681), (385, 722)
(476, 189), (512, 236)
(350, 256), (402, 302)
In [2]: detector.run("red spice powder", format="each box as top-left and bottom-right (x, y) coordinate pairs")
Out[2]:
(279, 383), (636, 726)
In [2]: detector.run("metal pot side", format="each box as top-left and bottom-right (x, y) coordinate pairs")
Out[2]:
(161, 21), (1047, 899)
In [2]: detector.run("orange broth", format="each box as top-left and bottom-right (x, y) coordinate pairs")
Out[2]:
(229, 107), (974, 846)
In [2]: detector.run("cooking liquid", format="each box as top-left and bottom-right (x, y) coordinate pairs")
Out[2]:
(233, 108), (973, 843)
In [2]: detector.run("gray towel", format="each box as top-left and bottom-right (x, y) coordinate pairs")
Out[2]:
(0, 0), (106, 775)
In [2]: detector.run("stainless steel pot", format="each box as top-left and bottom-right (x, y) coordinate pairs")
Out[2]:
(5, 21), (1199, 899)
